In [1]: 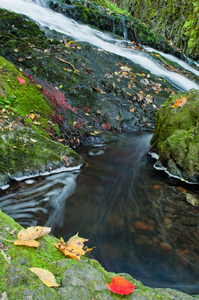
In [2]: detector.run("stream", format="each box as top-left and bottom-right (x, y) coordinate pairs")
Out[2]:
(1, 0), (199, 295)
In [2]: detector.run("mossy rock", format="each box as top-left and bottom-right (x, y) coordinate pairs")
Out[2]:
(0, 209), (198, 299)
(0, 126), (83, 187)
(0, 55), (83, 187)
(150, 89), (199, 182)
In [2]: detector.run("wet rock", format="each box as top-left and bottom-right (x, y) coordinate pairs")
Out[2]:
(181, 217), (198, 226)
(150, 89), (199, 183)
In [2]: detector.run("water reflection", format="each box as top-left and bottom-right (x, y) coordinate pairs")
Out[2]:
(1, 132), (199, 293)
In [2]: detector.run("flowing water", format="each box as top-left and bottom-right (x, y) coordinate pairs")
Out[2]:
(1, 0), (199, 294)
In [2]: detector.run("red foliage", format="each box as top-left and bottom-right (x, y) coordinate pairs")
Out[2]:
(39, 80), (77, 114)
(17, 76), (26, 85)
(105, 276), (135, 295)
(83, 106), (89, 113)
(103, 123), (110, 130)
(53, 114), (63, 124)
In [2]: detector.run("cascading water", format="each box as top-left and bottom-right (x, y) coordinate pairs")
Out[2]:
(0, 0), (198, 91)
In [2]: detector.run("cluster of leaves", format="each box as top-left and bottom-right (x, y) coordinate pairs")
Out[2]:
(1, 225), (136, 295)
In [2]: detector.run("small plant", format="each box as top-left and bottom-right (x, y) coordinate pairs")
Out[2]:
(0, 95), (18, 109)
(32, 66), (38, 75)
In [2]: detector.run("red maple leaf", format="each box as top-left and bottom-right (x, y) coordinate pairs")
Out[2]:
(103, 123), (110, 130)
(105, 276), (135, 295)
(17, 76), (26, 85)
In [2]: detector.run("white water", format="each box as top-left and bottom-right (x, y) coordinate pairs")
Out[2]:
(0, 0), (199, 91)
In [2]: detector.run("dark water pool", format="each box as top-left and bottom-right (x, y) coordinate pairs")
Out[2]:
(1, 132), (199, 294)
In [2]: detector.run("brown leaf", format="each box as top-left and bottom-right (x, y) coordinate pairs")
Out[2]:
(29, 268), (60, 287)
(134, 220), (149, 230)
(172, 96), (187, 108)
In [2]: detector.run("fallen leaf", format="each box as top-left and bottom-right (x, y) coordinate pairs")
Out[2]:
(17, 76), (26, 84)
(160, 242), (172, 251)
(186, 193), (199, 206)
(153, 185), (162, 189)
(106, 276), (135, 295)
(54, 233), (94, 260)
(130, 106), (135, 113)
(134, 220), (149, 230)
(1, 249), (11, 264)
(172, 96), (187, 108)
(30, 138), (37, 143)
(14, 226), (51, 247)
(29, 113), (35, 120)
(29, 268), (60, 287)
(90, 84), (105, 94)
(140, 78), (149, 85)
(14, 239), (39, 248)
(103, 123), (110, 130)
(120, 66), (132, 72)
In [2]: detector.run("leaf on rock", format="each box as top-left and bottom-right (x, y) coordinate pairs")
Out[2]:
(14, 226), (51, 247)
(54, 233), (94, 260)
(17, 76), (26, 85)
(29, 268), (60, 287)
(172, 96), (187, 108)
(17, 226), (51, 241)
(14, 239), (40, 248)
(106, 276), (135, 295)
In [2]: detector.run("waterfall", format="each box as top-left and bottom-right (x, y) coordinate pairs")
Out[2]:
(0, 0), (199, 91)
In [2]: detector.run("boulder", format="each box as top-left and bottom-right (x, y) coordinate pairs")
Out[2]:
(150, 89), (199, 183)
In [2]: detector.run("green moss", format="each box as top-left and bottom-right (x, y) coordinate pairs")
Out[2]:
(151, 89), (199, 182)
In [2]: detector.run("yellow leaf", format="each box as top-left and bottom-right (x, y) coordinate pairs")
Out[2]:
(29, 268), (60, 287)
(130, 106), (135, 113)
(120, 66), (132, 72)
(29, 113), (35, 120)
(172, 96), (187, 108)
(14, 239), (39, 248)
(17, 226), (51, 241)
(54, 233), (94, 260)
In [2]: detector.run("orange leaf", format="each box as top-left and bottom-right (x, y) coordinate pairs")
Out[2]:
(106, 276), (135, 295)
(134, 220), (149, 230)
(54, 233), (94, 260)
(172, 96), (187, 108)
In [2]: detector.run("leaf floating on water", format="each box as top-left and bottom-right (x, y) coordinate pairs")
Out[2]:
(105, 276), (135, 295)
(29, 268), (60, 287)
(172, 96), (187, 108)
(54, 233), (94, 260)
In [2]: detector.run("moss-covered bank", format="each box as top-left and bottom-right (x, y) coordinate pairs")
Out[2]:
(113, 0), (199, 60)
(1, 209), (199, 299)
(0, 56), (83, 187)
(51, 0), (179, 56)
(150, 89), (199, 183)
